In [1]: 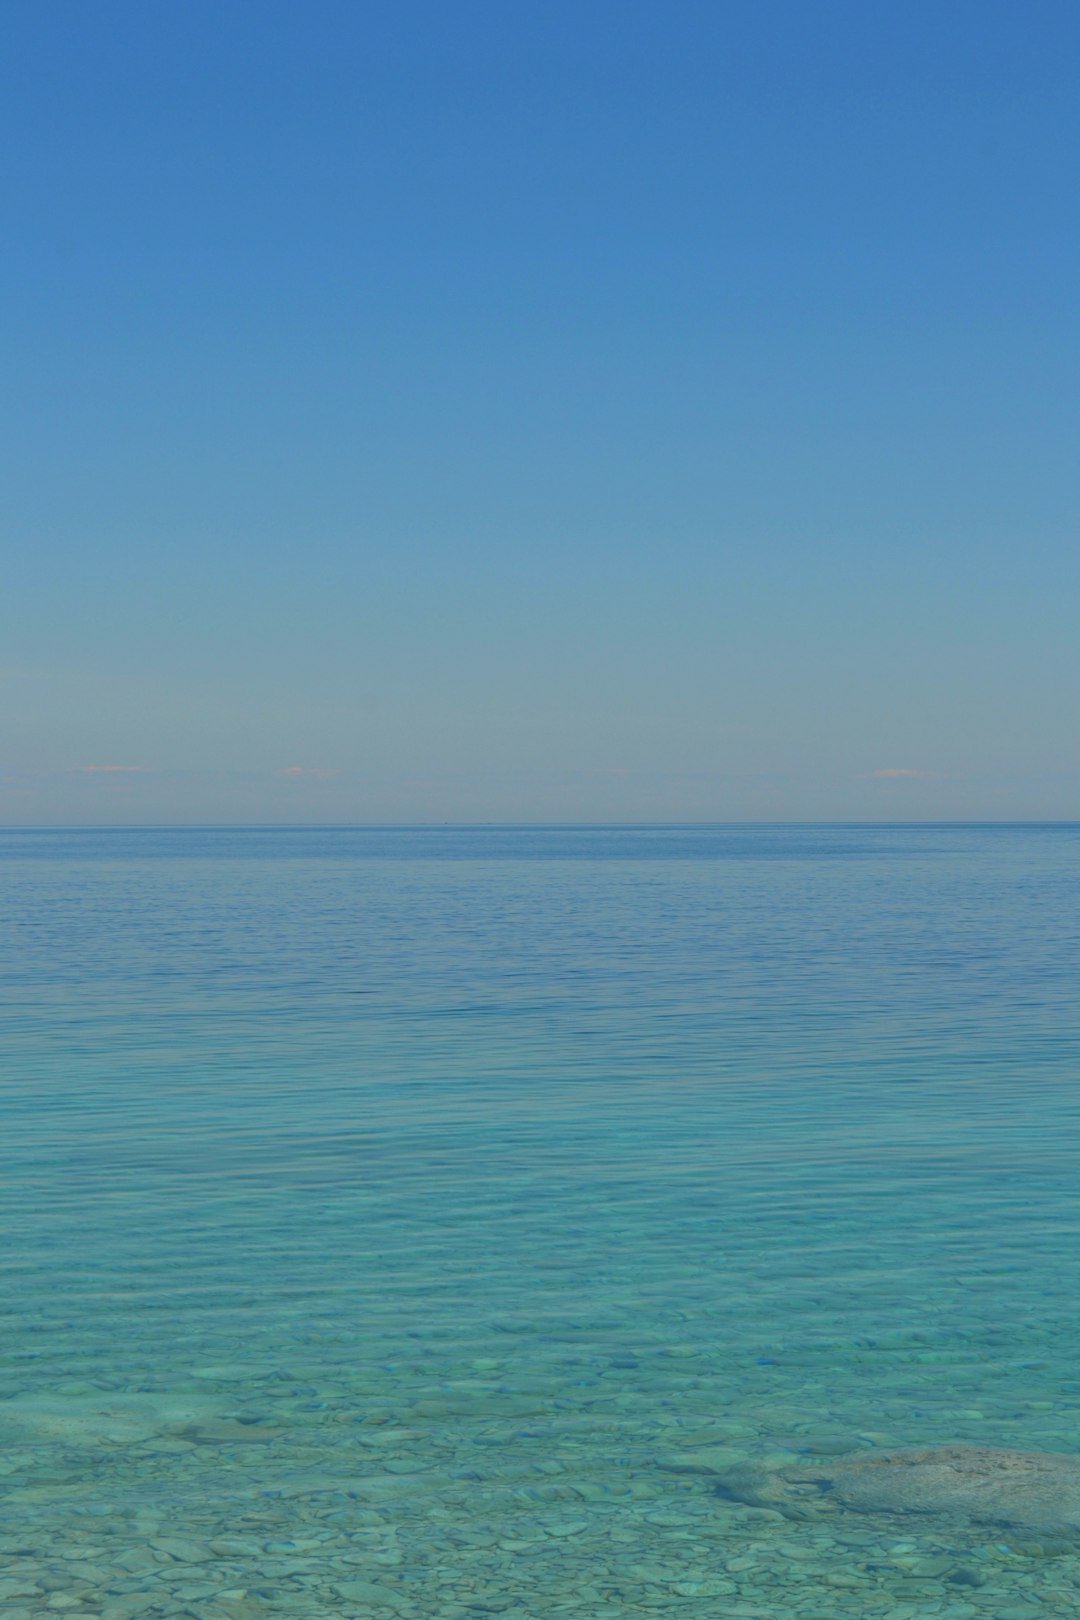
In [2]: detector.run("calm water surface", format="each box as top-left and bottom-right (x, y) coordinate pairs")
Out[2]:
(3, 824), (1080, 1620)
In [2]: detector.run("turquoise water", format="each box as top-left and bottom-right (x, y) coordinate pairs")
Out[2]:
(3, 823), (1080, 1620)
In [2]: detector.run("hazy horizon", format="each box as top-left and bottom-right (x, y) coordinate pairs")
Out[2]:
(2, 817), (1078, 832)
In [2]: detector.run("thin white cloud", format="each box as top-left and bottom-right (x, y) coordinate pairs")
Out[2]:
(76, 764), (149, 774)
(871, 767), (933, 779)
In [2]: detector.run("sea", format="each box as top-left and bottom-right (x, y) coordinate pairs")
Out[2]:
(2, 823), (1080, 1620)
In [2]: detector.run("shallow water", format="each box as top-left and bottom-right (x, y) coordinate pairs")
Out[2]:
(2, 823), (1080, 1619)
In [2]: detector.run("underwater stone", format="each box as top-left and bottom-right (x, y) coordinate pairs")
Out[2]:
(655, 1445), (748, 1475)
(149, 1535), (212, 1561)
(0, 1580), (42, 1599)
(174, 1419), (283, 1445)
(714, 1445), (1080, 1539)
(209, 1538), (262, 1558)
(333, 1579), (406, 1610)
(111, 1548), (160, 1574)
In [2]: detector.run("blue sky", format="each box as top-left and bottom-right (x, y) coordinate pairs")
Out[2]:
(3, 0), (1078, 822)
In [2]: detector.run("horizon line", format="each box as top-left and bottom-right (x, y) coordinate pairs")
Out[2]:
(1, 819), (1078, 832)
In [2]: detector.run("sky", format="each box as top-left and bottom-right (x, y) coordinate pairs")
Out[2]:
(2, 0), (1078, 824)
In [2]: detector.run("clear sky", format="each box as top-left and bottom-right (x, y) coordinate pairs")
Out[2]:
(3, 0), (1078, 824)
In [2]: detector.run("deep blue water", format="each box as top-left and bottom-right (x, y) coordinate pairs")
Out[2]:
(3, 824), (1080, 1620)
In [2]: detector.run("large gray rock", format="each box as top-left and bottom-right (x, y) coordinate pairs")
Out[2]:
(714, 1446), (1080, 1539)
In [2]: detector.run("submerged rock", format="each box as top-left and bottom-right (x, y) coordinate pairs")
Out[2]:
(714, 1446), (1080, 1539)
(0, 1391), (222, 1447)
